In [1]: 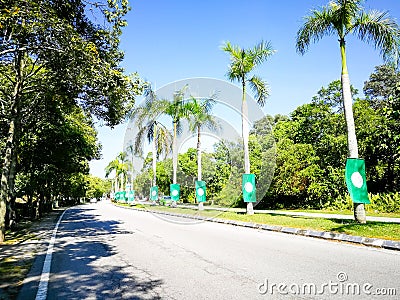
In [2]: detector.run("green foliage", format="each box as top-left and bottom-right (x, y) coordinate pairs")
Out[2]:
(368, 192), (400, 213)
(85, 176), (109, 199)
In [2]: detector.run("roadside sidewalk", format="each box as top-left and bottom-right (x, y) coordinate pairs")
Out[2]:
(0, 208), (66, 300)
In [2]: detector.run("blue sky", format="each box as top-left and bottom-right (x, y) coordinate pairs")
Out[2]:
(89, 0), (400, 178)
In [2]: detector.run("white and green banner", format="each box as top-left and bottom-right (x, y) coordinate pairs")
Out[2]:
(195, 181), (206, 203)
(345, 158), (370, 204)
(242, 174), (256, 203)
(170, 184), (180, 201)
(150, 186), (158, 201)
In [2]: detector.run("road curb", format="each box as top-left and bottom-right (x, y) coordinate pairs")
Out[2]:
(120, 205), (400, 251)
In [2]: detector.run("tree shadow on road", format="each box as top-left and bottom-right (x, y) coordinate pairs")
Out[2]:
(18, 207), (165, 300)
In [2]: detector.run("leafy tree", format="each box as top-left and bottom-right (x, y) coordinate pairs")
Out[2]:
(312, 79), (358, 112)
(296, 0), (400, 223)
(362, 65), (400, 192)
(85, 176), (109, 200)
(222, 40), (275, 214)
(0, 0), (144, 241)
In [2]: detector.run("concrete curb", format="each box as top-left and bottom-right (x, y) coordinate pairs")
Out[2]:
(121, 205), (400, 251)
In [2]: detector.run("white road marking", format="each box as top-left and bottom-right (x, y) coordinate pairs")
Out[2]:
(35, 209), (68, 300)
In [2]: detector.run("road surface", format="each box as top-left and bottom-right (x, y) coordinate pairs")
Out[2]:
(20, 201), (400, 299)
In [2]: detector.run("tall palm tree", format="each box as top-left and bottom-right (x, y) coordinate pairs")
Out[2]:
(105, 158), (120, 195)
(222, 41), (275, 214)
(105, 152), (130, 199)
(163, 85), (192, 186)
(187, 96), (220, 210)
(131, 88), (172, 188)
(296, 0), (400, 223)
(187, 96), (219, 181)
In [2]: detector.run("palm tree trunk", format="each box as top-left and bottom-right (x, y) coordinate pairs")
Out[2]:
(340, 40), (366, 223)
(173, 122), (178, 184)
(131, 156), (134, 190)
(242, 82), (251, 174)
(152, 125), (157, 186)
(197, 126), (202, 181)
(242, 80), (254, 215)
(197, 126), (204, 211)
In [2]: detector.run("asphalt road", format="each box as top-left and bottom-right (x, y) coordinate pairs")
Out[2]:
(21, 201), (400, 299)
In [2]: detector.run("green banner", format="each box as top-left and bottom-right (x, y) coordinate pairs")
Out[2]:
(345, 158), (370, 204)
(128, 190), (135, 201)
(170, 184), (180, 201)
(120, 191), (127, 202)
(242, 174), (256, 203)
(195, 181), (206, 203)
(150, 186), (158, 201)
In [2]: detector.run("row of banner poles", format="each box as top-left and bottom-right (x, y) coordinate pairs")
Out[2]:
(146, 159), (370, 215)
(113, 183), (135, 203)
(148, 174), (257, 206)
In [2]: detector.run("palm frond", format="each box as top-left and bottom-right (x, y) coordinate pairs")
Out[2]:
(250, 40), (275, 67)
(296, 6), (336, 54)
(221, 41), (243, 61)
(353, 10), (400, 66)
(155, 122), (172, 159)
(248, 75), (270, 107)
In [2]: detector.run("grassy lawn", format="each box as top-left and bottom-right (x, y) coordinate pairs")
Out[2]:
(282, 209), (400, 218)
(119, 203), (400, 241)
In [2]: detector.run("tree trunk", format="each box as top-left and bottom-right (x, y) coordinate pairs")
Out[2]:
(340, 40), (365, 223)
(131, 156), (134, 190)
(197, 126), (202, 181)
(172, 122), (178, 184)
(0, 118), (14, 241)
(0, 50), (24, 241)
(197, 126), (204, 210)
(242, 81), (254, 215)
(152, 125), (157, 186)
(7, 112), (20, 230)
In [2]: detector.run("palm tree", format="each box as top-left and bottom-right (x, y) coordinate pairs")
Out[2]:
(222, 41), (275, 214)
(296, 0), (400, 223)
(163, 85), (192, 186)
(105, 158), (120, 196)
(105, 152), (130, 200)
(187, 96), (220, 210)
(187, 96), (220, 181)
(131, 88), (172, 189)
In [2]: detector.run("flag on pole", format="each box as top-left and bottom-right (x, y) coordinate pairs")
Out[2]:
(195, 181), (206, 203)
(345, 158), (370, 204)
(170, 184), (180, 201)
(150, 186), (158, 201)
(242, 174), (256, 203)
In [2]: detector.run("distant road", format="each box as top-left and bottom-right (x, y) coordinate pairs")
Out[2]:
(23, 201), (400, 299)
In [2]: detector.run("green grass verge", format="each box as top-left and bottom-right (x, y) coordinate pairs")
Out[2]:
(0, 221), (38, 299)
(120, 204), (400, 241)
(283, 209), (400, 218)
